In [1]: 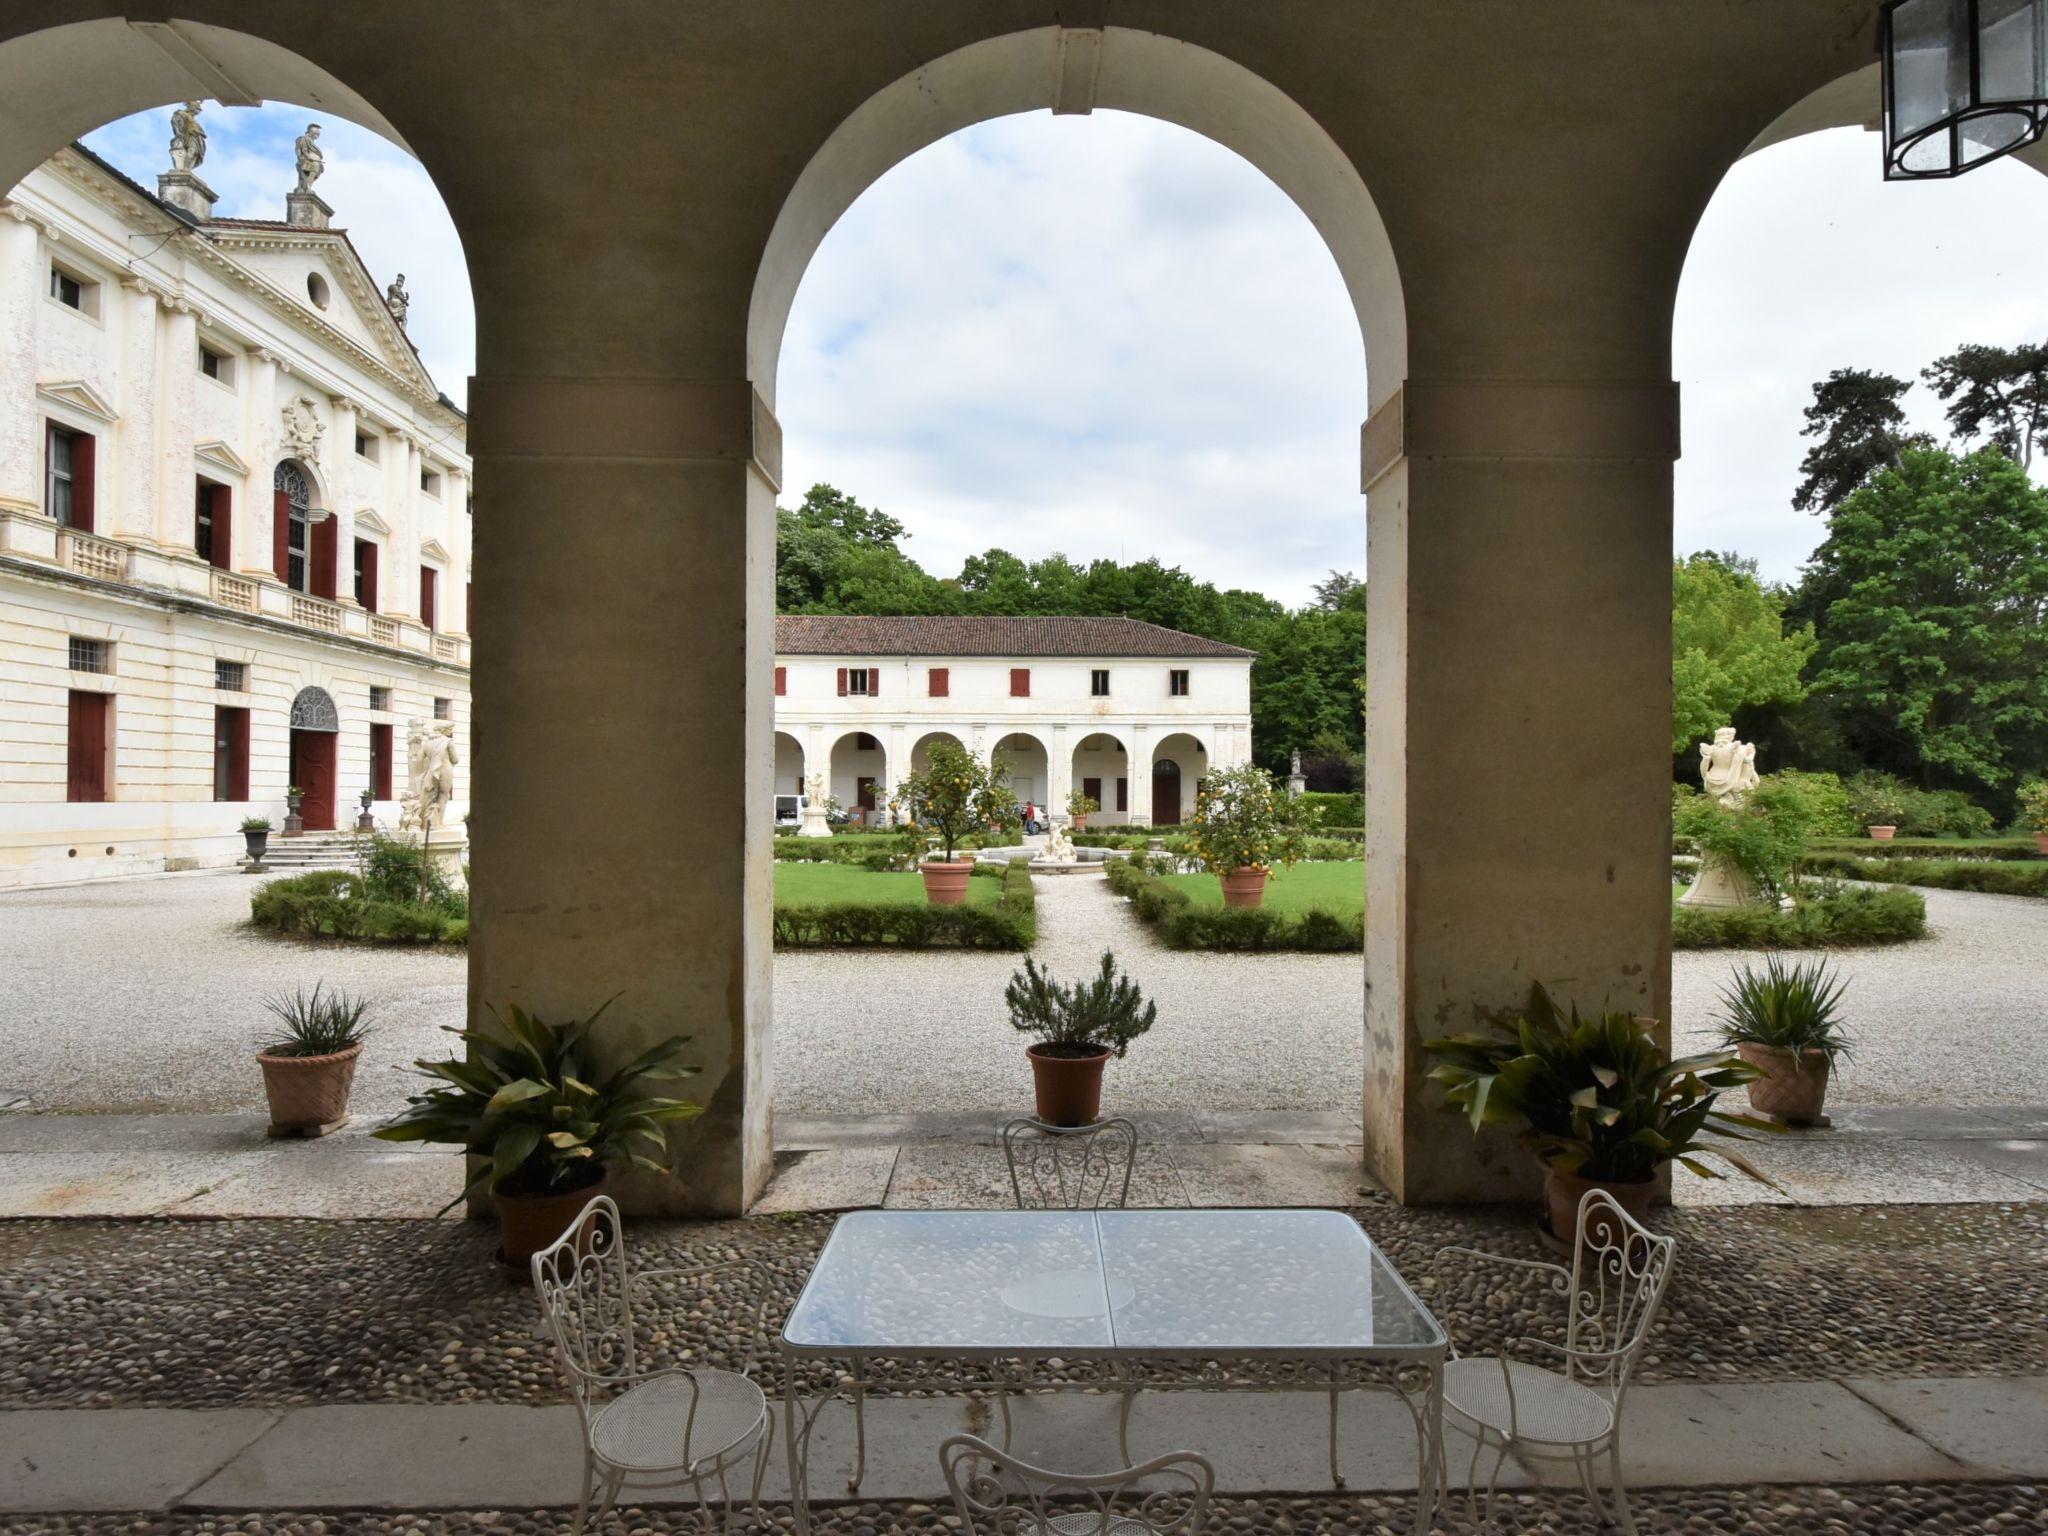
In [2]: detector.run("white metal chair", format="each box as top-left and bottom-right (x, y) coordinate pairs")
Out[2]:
(1002, 1116), (1139, 1210)
(1435, 1187), (1677, 1534)
(529, 1194), (775, 1534)
(941, 1434), (1214, 1535)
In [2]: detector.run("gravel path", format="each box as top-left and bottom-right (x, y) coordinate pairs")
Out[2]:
(1, 872), (2043, 1117)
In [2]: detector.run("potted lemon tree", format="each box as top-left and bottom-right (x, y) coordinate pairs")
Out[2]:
(1067, 788), (1100, 831)
(1006, 950), (1156, 1125)
(1182, 762), (1312, 908)
(895, 738), (1017, 905)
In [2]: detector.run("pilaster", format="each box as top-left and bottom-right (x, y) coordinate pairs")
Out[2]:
(0, 209), (42, 514)
(157, 303), (199, 549)
(114, 280), (162, 542)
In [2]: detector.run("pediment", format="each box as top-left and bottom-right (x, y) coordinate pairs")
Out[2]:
(419, 537), (451, 562)
(353, 507), (392, 536)
(37, 379), (118, 424)
(194, 439), (251, 477)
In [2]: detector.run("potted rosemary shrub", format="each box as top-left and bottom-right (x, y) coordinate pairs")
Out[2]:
(374, 999), (703, 1265)
(240, 816), (272, 862)
(1006, 951), (1156, 1125)
(894, 738), (1018, 906)
(1180, 762), (1312, 908)
(1424, 983), (1775, 1244)
(257, 984), (372, 1135)
(1067, 788), (1100, 831)
(2019, 777), (2048, 856)
(1717, 955), (1851, 1126)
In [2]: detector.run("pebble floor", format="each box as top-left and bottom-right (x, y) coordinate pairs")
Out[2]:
(2, 1484), (2044, 1533)
(2, 872), (2045, 1119)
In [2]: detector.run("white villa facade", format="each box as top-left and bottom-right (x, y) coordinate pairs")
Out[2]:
(772, 615), (1255, 827)
(0, 131), (471, 888)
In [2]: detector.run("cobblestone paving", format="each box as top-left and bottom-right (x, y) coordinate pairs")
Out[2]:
(2, 1483), (2044, 1534)
(3, 1201), (2040, 1409)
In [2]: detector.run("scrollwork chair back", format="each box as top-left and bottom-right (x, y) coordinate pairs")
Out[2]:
(1003, 1117), (1138, 1210)
(1564, 1188), (1677, 1406)
(530, 1194), (637, 1425)
(940, 1434), (1213, 1535)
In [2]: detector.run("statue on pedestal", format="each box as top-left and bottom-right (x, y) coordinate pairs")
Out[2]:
(398, 720), (459, 835)
(798, 770), (833, 838)
(169, 102), (207, 172)
(1680, 726), (1776, 910)
(294, 124), (325, 193)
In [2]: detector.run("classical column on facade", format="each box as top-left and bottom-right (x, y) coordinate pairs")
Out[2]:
(467, 373), (780, 1217)
(325, 395), (360, 602)
(0, 207), (43, 516)
(1362, 377), (1677, 1206)
(156, 301), (199, 550)
(1126, 723), (1152, 828)
(444, 466), (471, 630)
(113, 278), (162, 543)
(1047, 722), (1073, 820)
(396, 431), (424, 618)
(239, 349), (280, 578)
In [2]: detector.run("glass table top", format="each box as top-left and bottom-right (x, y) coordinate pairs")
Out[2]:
(781, 1208), (1444, 1357)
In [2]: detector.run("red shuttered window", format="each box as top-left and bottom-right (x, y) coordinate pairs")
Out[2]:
(420, 566), (439, 631)
(774, 666), (787, 696)
(1009, 667), (1030, 697)
(929, 667), (949, 697)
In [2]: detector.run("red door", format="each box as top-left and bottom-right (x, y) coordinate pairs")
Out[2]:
(856, 776), (878, 822)
(66, 691), (110, 802)
(289, 730), (338, 831)
(1152, 759), (1182, 825)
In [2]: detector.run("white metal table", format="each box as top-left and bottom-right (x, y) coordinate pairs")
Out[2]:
(778, 1208), (1450, 1532)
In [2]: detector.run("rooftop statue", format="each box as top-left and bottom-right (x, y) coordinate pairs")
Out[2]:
(385, 273), (409, 329)
(294, 123), (325, 193)
(169, 101), (206, 172)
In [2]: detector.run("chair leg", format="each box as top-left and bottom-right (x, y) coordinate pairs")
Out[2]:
(1607, 1437), (1639, 1536)
(848, 1365), (868, 1492)
(996, 1383), (1015, 1453)
(751, 1414), (776, 1527)
(570, 1453), (597, 1536)
(1118, 1380), (1137, 1464)
(1327, 1375), (1344, 1488)
(592, 1469), (625, 1530)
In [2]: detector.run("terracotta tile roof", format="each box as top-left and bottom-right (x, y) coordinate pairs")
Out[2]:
(775, 615), (1256, 659)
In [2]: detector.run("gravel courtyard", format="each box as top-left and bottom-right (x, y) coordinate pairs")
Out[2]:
(0, 869), (2043, 1118)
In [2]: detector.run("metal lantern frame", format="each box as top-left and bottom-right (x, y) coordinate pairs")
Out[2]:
(1882, 0), (2048, 179)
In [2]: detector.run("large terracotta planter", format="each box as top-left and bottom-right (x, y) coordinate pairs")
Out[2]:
(1867, 824), (1896, 841)
(1542, 1163), (1654, 1249)
(921, 859), (974, 906)
(1737, 1043), (1832, 1124)
(257, 1043), (362, 1133)
(1219, 867), (1269, 908)
(2035, 831), (2048, 855)
(1071, 814), (1088, 831)
(495, 1168), (608, 1269)
(1028, 1044), (1110, 1127)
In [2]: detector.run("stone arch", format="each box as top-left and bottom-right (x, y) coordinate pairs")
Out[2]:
(826, 728), (888, 824)
(1151, 731), (1209, 827)
(287, 684), (339, 732)
(988, 730), (1051, 812)
(772, 730), (806, 800)
(1070, 730), (1133, 823)
(906, 729), (967, 775)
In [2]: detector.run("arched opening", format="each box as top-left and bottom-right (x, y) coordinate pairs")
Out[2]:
(1071, 731), (1131, 826)
(773, 730), (807, 825)
(1150, 733), (1208, 826)
(990, 732), (1049, 820)
(828, 730), (888, 825)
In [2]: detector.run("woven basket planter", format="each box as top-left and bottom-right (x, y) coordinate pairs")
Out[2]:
(257, 1043), (363, 1132)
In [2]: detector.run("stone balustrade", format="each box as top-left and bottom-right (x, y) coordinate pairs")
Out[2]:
(57, 528), (130, 581)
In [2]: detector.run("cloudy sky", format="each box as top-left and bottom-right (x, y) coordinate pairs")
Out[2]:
(82, 103), (2048, 607)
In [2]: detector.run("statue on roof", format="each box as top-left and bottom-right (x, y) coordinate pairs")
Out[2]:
(385, 273), (409, 330)
(294, 123), (325, 193)
(169, 101), (207, 172)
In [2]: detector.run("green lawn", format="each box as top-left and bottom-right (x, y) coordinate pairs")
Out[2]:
(773, 861), (999, 906)
(1159, 861), (1364, 915)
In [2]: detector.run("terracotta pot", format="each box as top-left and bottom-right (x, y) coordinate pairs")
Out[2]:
(1542, 1163), (1654, 1249)
(495, 1168), (608, 1268)
(2036, 832), (2048, 855)
(1867, 824), (1896, 841)
(1072, 814), (1088, 830)
(1219, 867), (1269, 908)
(257, 1043), (362, 1132)
(920, 858), (974, 906)
(1028, 1044), (1110, 1127)
(1737, 1043), (1832, 1123)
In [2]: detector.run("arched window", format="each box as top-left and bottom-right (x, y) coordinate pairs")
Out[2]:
(275, 460), (312, 592)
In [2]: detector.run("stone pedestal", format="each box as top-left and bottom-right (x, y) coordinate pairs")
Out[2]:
(285, 189), (333, 229)
(797, 802), (832, 837)
(156, 170), (216, 221)
(423, 828), (467, 882)
(1679, 854), (1788, 910)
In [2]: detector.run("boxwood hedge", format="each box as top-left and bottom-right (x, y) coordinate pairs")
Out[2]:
(1799, 853), (2048, 898)
(250, 870), (468, 945)
(1672, 881), (1926, 949)
(1104, 855), (1363, 952)
(772, 858), (1036, 948)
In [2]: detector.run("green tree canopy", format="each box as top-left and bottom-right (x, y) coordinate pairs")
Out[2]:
(1671, 552), (1815, 756)
(1793, 368), (1918, 514)
(1922, 341), (2048, 469)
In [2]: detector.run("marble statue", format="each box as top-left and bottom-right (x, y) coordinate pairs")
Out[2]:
(169, 101), (206, 172)
(1038, 820), (1079, 865)
(798, 770), (832, 837)
(294, 124), (325, 193)
(1290, 747), (1303, 777)
(385, 273), (409, 329)
(1698, 726), (1759, 807)
(399, 720), (459, 834)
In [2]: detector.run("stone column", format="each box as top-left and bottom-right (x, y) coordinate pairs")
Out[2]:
(325, 396), (359, 601)
(240, 350), (279, 577)
(445, 467), (471, 631)
(1127, 723), (1152, 828)
(397, 433), (424, 617)
(1362, 379), (1677, 1205)
(1048, 724), (1072, 821)
(113, 280), (161, 542)
(0, 209), (42, 514)
(157, 303), (199, 549)
(466, 375), (780, 1216)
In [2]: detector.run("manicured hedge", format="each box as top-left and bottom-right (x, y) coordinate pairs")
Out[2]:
(1800, 853), (2048, 898)
(1105, 856), (1363, 952)
(1297, 791), (1363, 826)
(1071, 832), (1155, 850)
(1672, 882), (1926, 950)
(250, 870), (469, 944)
(1806, 836), (2043, 862)
(774, 834), (916, 865)
(772, 859), (1036, 948)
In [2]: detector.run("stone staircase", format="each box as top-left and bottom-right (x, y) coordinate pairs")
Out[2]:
(251, 831), (363, 873)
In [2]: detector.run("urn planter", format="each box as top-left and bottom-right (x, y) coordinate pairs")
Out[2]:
(1737, 1043), (1832, 1125)
(1218, 867), (1269, 908)
(243, 827), (270, 862)
(284, 789), (306, 837)
(1027, 1043), (1110, 1127)
(495, 1168), (608, 1269)
(1867, 824), (1897, 841)
(920, 858), (974, 906)
(1542, 1163), (1654, 1249)
(1071, 814), (1088, 831)
(257, 1043), (362, 1134)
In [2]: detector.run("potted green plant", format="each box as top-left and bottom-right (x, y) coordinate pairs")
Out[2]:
(2018, 777), (2048, 856)
(1716, 955), (1851, 1126)
(1180, 762), (1312, 908)
(1067, 788), (1100, 831)
(374, 998), (703, 1265)
(284, 785), (306, 837)
(1005, 950), (1156, 1125)
(257, 984), (372, 1135)
(894, 738), (1017, 905)
(1848, 775), (1906, 841)
(240, 816), (272, 862)
(1423, 983), (1775, 1244)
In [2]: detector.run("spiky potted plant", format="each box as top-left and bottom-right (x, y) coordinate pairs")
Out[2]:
(1717, 955), (1851, 1126)
(257, 984), (372, 1135)
(1006, 950), (1156, 1125)
(895, 738), (1017, 906)
(1424, 983), (1777, 1244)
(373, 998), (703, 1265)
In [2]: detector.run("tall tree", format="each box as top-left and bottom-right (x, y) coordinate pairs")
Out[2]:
(1311, 570), (1362, 610)
(1670, 552), (1815, 756)
(1792, 368), (1917, 514)
(1803, 446), (2048, 792)
(1922, 341), (2048, 468)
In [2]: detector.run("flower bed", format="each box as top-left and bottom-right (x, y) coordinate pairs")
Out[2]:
(250, 870), (468, 944)
(773, 858), (1036, 948)
(1671, 882), (1926, 949)
(1105, 855), (1362, 951)
(1799, 852), (2048, 898)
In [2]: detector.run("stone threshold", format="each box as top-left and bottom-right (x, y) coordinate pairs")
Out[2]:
(2, 1375), (2043, 1515)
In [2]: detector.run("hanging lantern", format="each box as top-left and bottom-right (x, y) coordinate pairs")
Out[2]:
(1882, 0), (2048, 178)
